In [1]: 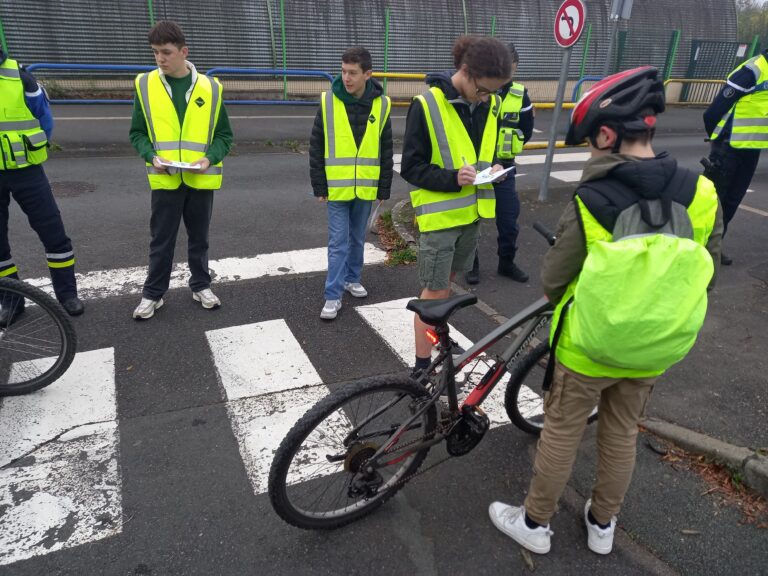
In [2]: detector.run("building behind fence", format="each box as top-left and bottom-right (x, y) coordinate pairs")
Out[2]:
(0, 0), (750, 104)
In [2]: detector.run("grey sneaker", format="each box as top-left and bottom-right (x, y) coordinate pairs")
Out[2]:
(320, 299), (342, 320)
(584, 499), (616, 555)
(193, 288), (221, 309)
(344, 282), (368, 298)
(488, 502), (553, 555)
(133, 297), (163, 320)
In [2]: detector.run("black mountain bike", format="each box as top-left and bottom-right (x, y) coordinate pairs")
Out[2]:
(268, 225), (597, 530)
(0, 277), (77, 396)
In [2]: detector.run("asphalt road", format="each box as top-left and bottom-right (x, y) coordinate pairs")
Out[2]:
(1, 106), (766, 575)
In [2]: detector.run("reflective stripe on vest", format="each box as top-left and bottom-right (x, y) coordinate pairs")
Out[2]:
(0, 58), (48, 170)
(497, 83), (525, 160)
(550, 176), (719, 378)
(136, 70), (223, 189)
(712, 54), (768, 148)
(410, 88), (499, 232)
(322, 91), (391, 201)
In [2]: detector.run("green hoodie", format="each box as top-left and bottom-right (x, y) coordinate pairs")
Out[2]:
(331, 75), (374, 104)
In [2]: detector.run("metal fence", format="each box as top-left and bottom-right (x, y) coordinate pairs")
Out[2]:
(0, 0), (744, 103)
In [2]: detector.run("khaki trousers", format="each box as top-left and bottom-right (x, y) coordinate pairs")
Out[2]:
(524, 361), (657, 526)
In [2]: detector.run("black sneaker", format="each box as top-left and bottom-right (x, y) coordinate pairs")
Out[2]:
(720, 252), (733, 266)
(466, 253), (480, 285)
(498, 260), (529, 283)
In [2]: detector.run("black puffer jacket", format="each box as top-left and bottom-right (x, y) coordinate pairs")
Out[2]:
(400, 71), (497, 192)
(309, 76), (393, 199)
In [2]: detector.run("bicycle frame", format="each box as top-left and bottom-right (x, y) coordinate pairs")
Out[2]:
(354, 296), (553, 472)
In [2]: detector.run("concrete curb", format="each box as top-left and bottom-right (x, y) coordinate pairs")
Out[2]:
(642, 417), (768, 498)
(390, 199), (768, 500)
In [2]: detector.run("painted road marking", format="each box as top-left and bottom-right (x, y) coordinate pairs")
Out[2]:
(355, 297), (543, 427)
(515, 151), (590, 165)
(207, 320), (334, 495)
(24, 244), (386, 302)
(550, 170), (583, 183)
(739, 204), (768, 217)
(0, 348), (120, 567)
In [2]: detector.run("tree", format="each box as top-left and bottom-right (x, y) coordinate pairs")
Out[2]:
(736, 0), (768, 46)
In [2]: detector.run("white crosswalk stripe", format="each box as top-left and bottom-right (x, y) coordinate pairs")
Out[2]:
(0, 348), (120, 566)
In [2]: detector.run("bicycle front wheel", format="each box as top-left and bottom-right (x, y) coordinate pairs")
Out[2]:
(268, 374), (437, 530)
(0, 278), (77, 396)
(505, 341), (598, 435)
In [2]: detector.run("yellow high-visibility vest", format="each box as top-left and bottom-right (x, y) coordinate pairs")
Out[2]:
(0, 58), (48, 170)
(496, 83), (525, 160)
(135, 69), (223, 189)
(410, 87), (500, 233)
(321, 91), (391, 201)
(711, 54), (768, 148)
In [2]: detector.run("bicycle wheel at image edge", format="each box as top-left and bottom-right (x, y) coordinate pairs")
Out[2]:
(0, 278), (77, 396)
(504, 341), (598, 435)
(268, 374), (437, 530)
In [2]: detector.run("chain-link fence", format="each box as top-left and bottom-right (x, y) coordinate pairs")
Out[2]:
(0, 0), (743, 103)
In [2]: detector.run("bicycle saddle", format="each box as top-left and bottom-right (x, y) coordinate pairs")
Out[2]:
(406, 294), (478, 326)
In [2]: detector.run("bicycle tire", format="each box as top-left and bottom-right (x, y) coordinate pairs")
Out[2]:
(0, 277), (77, 396)
(505, 341), (598, 436)
(268, 374), (437, 530)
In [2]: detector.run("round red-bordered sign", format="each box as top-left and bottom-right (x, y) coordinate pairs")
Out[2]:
(554, 0), (586, 48)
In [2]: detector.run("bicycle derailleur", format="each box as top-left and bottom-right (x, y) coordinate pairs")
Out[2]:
(344, 442), (384, 498)
(445, 406), (490, 457)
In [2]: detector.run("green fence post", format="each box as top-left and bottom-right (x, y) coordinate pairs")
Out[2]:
(147, 0), (155, 26)
(663, 29), (681, 81)
(0, 13), (8, 54)
(616, 30), (628, 72)
(461, 0), (468, 35)
(383, 7), (390, 95)
(576, 22), (592, 99)
(280, 0), (287, 100)
(747, 34), (760, 58)
(490, 15), (497, 37)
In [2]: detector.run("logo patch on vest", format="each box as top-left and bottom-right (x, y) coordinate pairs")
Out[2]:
(368, 114), (376, 123)
(195, 97), (206, 107)
(723, 87), (736, 99)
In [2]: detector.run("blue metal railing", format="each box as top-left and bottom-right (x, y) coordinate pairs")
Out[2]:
(205, 67), (334, 105)
(571, 75), (603, 102)
(26, 63), (155, 104)
(26, 63), (335, 105)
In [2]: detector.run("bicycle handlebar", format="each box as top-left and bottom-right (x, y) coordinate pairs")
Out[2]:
(533, 222), (557, 246)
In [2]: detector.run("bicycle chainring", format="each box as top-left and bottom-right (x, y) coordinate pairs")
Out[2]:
(445, 409), (490, 457)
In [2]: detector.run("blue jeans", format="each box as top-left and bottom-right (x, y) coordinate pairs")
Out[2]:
(324, 198), (373, 300)
(494, 168), (520, 259)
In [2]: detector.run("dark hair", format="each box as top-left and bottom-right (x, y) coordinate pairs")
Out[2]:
(508, 42), (520, 65)
(342, 46), (372, 72)
(452, 36), (512, 80)
(148, 20), (186, 48)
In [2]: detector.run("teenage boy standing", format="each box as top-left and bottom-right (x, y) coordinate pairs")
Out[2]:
(130, 20), (233, 320)
(310, 46), (393, 320)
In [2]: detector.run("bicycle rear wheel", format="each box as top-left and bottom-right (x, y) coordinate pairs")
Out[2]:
(505, 342), (598, 435)
(0, 278), (77, 396)
(268, 374), (437, 530)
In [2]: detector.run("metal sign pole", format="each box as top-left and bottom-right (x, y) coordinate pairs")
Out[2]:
(538, 46), (573, 202)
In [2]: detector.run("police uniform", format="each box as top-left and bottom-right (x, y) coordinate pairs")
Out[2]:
(0, 51), (82, 319)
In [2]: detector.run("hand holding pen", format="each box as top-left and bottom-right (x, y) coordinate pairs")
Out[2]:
(457, 155), (477, 187)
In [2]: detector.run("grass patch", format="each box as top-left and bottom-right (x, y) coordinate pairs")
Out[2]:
(377, 210), (417, 266)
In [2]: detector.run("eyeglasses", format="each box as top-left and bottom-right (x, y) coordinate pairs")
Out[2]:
(473, 79), (494, 96)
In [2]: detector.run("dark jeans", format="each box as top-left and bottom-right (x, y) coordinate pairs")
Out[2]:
(708, 140), (761, 235)
(0, 164), (77, 302)
(494, 167), (520, 259)
(143, 185), (214, 300)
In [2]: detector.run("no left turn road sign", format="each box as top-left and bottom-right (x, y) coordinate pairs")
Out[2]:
(554, 0), (586, 49)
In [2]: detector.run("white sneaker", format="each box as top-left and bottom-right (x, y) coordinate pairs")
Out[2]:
(584, 499), (616, 555)
(193, 288), (221, 309)
(133, 297), (163, 320)
(488, 502), (553, 555)
(344, 282), (368, 298)
(320, 299), (342, 320)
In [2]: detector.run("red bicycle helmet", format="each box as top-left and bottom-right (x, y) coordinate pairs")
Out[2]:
(565, 66), (665, 146)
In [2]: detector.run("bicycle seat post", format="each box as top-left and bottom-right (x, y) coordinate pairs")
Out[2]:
(435, 323), (459, 412)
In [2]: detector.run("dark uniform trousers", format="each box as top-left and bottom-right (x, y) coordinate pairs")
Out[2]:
(0, 164), (77, 302)
(708, 139), (761, 234)
(494, 164), (521, 260)
(143, 183), (214, 300)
